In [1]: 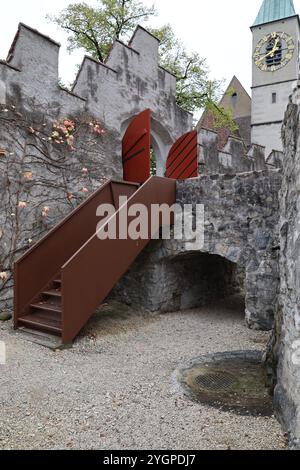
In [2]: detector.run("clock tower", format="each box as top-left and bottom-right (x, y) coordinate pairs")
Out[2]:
(251, 0), (300, 156)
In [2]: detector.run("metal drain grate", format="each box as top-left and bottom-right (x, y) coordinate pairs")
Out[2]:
(177, 352), (274, 416)
(195, 372), (237, 392)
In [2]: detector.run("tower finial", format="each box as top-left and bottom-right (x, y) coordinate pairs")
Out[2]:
(253, 0), (296, 26)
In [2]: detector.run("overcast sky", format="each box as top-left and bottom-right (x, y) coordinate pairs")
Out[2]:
(1, 0), (300, 94)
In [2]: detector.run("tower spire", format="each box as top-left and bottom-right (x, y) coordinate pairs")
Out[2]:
(253, 0), (296, 26)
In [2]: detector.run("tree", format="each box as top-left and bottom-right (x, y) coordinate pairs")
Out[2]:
(148, 24), (222, 114)
(49, 0), (236, 128)
(49, 0), (156, 62)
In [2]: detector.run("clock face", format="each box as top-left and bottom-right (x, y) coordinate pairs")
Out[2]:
(253, 32), (295, 72)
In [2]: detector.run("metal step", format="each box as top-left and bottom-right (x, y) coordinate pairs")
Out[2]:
(30, 302), (62, 314)
(42, 289), (62, 298)
(41, 289), (62, 305)
(18, 312), (62, 335)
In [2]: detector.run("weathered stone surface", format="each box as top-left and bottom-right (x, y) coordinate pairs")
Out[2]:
(111, 245), (244, 312)
(0, 22), (283, 323)
(0, 23), (192, 177)
(0, 23), (192, 310)
(198, 128), (277, 176)
(112, 171), (281, 330)
(0, 311), (12, 321)
(269, 94), (300, 449)
(0, 106), (118, 311)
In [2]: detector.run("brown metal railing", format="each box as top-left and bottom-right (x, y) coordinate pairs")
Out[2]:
(61, 176), (176, 343)
(14, 180), (139, 327)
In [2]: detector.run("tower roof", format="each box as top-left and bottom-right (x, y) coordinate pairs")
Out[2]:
(253, 0), (296, 26)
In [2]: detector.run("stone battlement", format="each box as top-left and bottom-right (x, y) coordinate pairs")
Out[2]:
(0, 23), (191, 139)
(0, 23), (194, 178)
(197, 127), (283, 175)
(0, 23), (284, 178)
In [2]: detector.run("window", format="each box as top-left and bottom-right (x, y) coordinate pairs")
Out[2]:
(272, 92), (277, 104)
(231, 92), (238, 107)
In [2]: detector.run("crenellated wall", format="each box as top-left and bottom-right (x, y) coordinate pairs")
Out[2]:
(0, 24), (85, 116)
(2, 19), (300, 450)
(198, 127), (283, 175)
(0, 23), (192, 177)
(0, 22), (193, 311)
(0, 23), (283, 180)
(0, 23), (283, 336)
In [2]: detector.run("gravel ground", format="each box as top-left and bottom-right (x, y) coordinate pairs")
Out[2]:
(0, 297), (286, 450)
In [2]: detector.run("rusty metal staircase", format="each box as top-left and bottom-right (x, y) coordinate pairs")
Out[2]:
(14, 177), (176, 345)
(18, 276), (63, 337)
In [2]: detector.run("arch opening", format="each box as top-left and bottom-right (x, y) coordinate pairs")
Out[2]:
(150, 132), (164, 176)
(121, 112), (174, 178)
(160, 252), (245, 313)
(150, 146), (157, 176)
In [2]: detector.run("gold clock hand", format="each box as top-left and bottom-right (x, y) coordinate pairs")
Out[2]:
(271, 37), (280, 55)
(257, 39), (280, 63)
(257, 48), (278, 63)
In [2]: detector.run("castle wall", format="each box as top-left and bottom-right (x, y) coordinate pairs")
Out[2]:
(0, 23), (192, 174)
(0, 23), (192, 311)
(270, 92), (300, 449)
(112, 170), (281, 330)
(197, 127), (280, 175)
(72, 26), (192, 174)
(2, 20), (299, 446)
(111, 248), (243, 312)
(0, 23), (284, 335)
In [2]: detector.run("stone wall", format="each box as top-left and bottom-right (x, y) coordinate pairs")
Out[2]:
(111, 243), (244, 313)
(197, 127), (282, 176)
(0, 23), (192, 177)
(112, 170), (281, 330)
(0, 105), (117, 310)
(1, 19), (297, 447)
(271, 91), (300, 449)
(0, 22), (282, 315)
(0, 23), (192, 311)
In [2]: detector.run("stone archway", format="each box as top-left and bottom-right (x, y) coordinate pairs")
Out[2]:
(111, 173), (280, 332)
(165, 249), (244, 319)
(150, 118), (174, 177)
(110, 241), (246, 317)
(110, 232), (277, 332)
(144, 251), (245, 313)
(121, 113), (174, 177)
